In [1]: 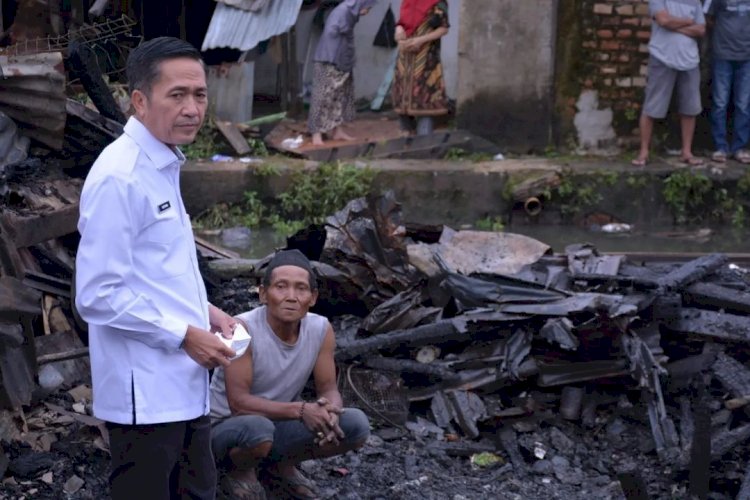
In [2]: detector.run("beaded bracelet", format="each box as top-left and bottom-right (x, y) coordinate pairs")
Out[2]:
(299, 401), (307, 421)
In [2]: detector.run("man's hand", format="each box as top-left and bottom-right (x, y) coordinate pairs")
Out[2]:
(208, 304), (237, 338)
(304, 397), (345, 446)
(301, 399), (344, 446)
(182, 325), (235, 369)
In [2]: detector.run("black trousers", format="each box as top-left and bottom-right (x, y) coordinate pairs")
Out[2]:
(106, 415), (216, 500)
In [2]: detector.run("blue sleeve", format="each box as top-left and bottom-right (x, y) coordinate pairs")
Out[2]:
(649, 0), (667, 16)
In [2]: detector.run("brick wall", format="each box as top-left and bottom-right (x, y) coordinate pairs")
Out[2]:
(580, 0), (652, 135)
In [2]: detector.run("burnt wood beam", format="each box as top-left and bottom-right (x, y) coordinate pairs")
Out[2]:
(1, 206), (79, 249)
(684, 282), (750, 315)
(665, 308), (750, 343)
(657, 253), (728, 291)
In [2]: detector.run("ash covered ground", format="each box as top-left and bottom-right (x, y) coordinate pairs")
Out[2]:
(1, 277), (748, 500)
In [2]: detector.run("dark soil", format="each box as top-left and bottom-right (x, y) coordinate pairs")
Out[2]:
(1, 279), (747, 500)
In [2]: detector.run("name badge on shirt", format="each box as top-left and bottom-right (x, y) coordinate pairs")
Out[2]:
(158, 201), (171, 213)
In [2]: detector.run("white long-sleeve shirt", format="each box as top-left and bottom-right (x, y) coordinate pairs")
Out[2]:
(75, 117), (210, 425)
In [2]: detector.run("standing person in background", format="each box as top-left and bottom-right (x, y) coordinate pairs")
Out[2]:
(392, 0), (450, 137)
(705, 0), (750, 164)
(75, 36), (237, 500)
(632, 0), (705, 166)
(308, 0), (378, 146)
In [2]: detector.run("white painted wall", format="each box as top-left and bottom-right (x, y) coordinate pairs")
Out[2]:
(251, 1), (461, 101)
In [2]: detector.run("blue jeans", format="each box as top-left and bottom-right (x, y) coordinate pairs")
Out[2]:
(211, 408), (370, 467)
(710, 58), (750, 154)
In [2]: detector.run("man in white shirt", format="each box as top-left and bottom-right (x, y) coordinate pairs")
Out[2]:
(75, 36), (236, 499)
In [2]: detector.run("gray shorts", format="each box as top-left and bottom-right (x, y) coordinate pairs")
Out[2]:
(211, 407), (370, 466)
(642, 56), (702, 118)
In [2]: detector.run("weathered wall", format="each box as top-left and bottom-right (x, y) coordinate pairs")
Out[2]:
(556, 0), (712, 152)
(456, 0), (558, 153)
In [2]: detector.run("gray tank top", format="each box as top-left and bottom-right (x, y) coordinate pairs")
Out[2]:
(209, 305), (329, 422)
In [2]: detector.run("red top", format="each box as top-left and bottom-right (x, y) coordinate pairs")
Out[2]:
(398, 0), (441, 37)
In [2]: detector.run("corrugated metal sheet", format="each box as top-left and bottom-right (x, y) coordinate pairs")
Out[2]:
(201, 0), (304, 52)
(0, 52), (67, 150)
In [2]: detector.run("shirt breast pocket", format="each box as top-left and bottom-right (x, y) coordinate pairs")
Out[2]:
(139, 213), (190, 279)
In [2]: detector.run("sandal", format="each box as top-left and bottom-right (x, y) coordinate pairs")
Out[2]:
(734, 150), (750, 164)
(711, 150), (728, 163)
(631, 157), (647, 166)
(220, 473), (267, 500)
(261, 467), (319, 500)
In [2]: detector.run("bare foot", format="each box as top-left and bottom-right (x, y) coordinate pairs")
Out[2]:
(332, 127), (355, 142)
(311, 133), (324, 146)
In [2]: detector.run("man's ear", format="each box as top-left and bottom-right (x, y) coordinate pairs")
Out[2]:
(259, 285), (267, 304)
(131, 89), (147, 116)
(310, 289), (319, 307)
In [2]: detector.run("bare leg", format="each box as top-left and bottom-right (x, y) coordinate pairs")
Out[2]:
(226, 441), (272, 482)
(633, 113), (654, 165)
(332, 126), (355, 141)
(311, 132), (324, 146)
(680, 114), (697, 160)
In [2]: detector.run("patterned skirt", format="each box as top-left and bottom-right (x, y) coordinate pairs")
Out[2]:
(308, 62), (355, 135)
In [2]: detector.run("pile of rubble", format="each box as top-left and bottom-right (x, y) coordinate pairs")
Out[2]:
(208, 191), (750, 498)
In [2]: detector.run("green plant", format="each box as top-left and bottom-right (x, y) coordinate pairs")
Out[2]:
(474, 216), (505, 232)
(277, 162), (376, 225)
(247, 137), (269, 157)
(552, 171), (603, 217)
(444, 148), (493, 162)
(662, 170), (713, 224)
(624, 107), (638, 121)
(731, 205), (746, 229)
(182, 116), (222, 160)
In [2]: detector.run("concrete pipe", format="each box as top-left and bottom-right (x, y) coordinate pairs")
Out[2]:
(524, 197), (542, 216)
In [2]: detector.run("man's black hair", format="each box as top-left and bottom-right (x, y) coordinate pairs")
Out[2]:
(262, 249), (318, 290)
(126, 37), (204, 96)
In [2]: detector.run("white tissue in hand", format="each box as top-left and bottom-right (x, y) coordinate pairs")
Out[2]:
(216, 323), (251, 360)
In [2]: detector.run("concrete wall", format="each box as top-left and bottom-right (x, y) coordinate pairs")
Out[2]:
(252, 1), (462, 101)
(456, 0), (558, 153)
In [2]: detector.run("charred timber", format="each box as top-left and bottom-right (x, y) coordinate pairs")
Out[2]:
(363, 356), (459, 381)
(665, 308), (750, 343)
(657, 253), (728, 292)
(683, 282), (750, 315)
(336, 321), (461, 362)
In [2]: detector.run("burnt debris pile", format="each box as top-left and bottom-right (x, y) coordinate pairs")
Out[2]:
(205, 191), (750, 497)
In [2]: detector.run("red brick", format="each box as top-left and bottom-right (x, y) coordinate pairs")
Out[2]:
(597, 29), (614, 38)
(635, 4), (650, 16)
(616, 5), (635, 16)
(601, 66), (617, 74)
(617, 29), (633, 39)
(622, 17), (640, 26)
(632, 77), (647, 87)
(594, 3), (614, 14)
(617, 54), (631, 62)
(636, 30), (651, 40)
(582, 40), (598, 49)
(601, 40), (621, 50)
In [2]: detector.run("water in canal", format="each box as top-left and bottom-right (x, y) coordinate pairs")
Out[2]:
(197, 222), (750, 260)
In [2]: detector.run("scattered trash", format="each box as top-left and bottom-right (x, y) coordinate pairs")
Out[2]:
(211, 154), (234, 162)
(601, 222), (632, 233)
(470, 452), (504, 468)
(493, 153), (505, 161)
(280, 135), (304, 149)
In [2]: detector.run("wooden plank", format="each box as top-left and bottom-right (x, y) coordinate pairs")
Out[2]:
(215, 120), (251, 155)
(1, 204), (79, 248)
